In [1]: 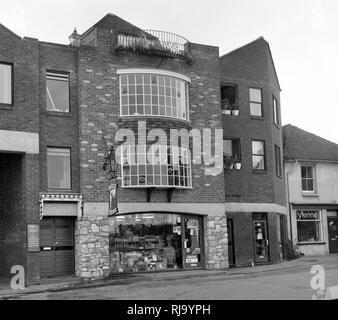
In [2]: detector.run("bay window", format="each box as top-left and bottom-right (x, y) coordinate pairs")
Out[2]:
(297, 210), (322, 243)
(0, 62), (12, 105)
(118, 69), (190, 121)
(252, 140), (266, 170)
(121, 145), (192, 188)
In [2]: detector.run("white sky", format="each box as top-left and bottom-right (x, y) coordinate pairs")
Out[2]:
(1, 0), (338, 143)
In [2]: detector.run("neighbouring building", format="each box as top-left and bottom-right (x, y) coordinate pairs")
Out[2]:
(284, 124), (338, 256)
(220, 38), (287, 267)
(0, 13), (287, 285)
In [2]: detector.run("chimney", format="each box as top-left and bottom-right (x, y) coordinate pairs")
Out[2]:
(69, 28), (81, 47)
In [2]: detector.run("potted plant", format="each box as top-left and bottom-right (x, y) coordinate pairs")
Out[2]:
(231, 100), (240, 116)
(224, 155), (236, 170)
(234, 156), (242, 170)
(222, 98), (232, 115)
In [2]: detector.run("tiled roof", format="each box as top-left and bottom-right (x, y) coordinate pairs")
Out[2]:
(92, 13), (143, 33)
(283, 124), (338, 161)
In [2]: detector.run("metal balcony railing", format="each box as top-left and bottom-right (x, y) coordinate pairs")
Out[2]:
(116, 29), (193, 62)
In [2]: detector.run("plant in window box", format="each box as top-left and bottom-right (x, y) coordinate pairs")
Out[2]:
(231, 102), (240, 116)
(234, 156), (242, 170)
(223, 155), (236, 170)
(221, 98), (232, 115)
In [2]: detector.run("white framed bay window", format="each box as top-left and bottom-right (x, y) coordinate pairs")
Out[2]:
(121, 145), (192, 189)
(296, 210), (323, 243)
(117, 69), (190, 121)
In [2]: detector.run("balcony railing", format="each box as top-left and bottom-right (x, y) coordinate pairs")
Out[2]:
(116, 30), (193, 63)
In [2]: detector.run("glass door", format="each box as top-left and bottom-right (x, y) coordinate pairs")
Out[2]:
(328, 217), (338, 254)
(253, 220), (269, 263)
(183, 216), (203, 268)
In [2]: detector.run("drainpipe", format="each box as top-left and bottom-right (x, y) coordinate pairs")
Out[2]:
(286, 172), (293, 244)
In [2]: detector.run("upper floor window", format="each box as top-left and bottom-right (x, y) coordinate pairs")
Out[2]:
(221, 85), (239, 116)
(121, 145), (192, 189)
(273, 96), (280, 126)
(223, 138), (242, 170)
(275, 145), (282, 177)
(252, 140), (266, 170)
(118, 69), (190, 121)
(250, 88), (263, 117)
(301, 165), (316, 193)
(47, 147), (71, 190)
(0, 62), (12, 105)
(46, 71), (70, 113)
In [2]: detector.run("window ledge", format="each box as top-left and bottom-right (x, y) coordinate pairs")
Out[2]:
(297, 242), (326, 246)
(119, 114), (191, 125)
(250, 115), (264, 120)
(46, 111), (71, 117)
(0, 103), (13, 110)
(253, 169), (267, 174)
(302, 192), (319, 198)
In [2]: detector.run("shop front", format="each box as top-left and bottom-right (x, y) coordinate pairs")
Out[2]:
(109, 213), (204, 273)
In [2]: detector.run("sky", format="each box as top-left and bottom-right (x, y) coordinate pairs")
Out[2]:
(1, 0), (338, 143)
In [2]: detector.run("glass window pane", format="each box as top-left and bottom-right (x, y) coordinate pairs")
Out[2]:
(0, 64), (12, 104)
(250, 88), (262, 102)
(252, 141), (264, 155)
(47, 148), (71, 189)
(250, 103), (262, 117)
(253, 155), (265, 170)
(223, 140), (233, 156)
(46, 77), (69, 112)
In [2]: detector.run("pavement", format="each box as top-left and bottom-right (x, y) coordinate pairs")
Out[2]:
(0, 254), (337, 300)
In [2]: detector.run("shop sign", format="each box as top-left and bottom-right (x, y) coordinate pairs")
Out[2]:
(27, 224), (40, 252)
(297, 210), (320, 220)
(186, 255), (198, 263)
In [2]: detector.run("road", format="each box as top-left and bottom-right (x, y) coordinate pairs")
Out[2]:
(9, 261), (338, 300)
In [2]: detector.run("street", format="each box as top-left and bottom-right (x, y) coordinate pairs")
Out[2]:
(8, 258), (338, 300)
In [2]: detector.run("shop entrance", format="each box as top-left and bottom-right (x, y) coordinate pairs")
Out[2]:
(253, 217), (269, 263)
(328, 217), (338, 254)
(40, 217), (75, 277)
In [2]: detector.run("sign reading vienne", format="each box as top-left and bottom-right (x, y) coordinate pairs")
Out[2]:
(27, 224), (40, 252)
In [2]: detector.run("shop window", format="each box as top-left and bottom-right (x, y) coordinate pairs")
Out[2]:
(46, 71), (70, 113)
(275, 145), (282, 177)
(273, 96), (280, 126)
(250, 88), (263, 117)
(47, 147), (71, 189)
(118, 70), (190, 121)
(223, 139), (241, 170)
(221, 85), (239, 116)
(252, 140), (266, 170)
(121, 145), (192, 189)
(109, 213), (203, 273)
(301, 165), (316, 193)
(0, 62), (12, 105)
(297, 210), (322, 243)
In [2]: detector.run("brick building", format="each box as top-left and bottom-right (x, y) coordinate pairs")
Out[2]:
(0, 14), (286, 285)
(220, 38), (287, 267)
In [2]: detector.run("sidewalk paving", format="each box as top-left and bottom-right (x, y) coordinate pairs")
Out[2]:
(1, 254), (337, 299)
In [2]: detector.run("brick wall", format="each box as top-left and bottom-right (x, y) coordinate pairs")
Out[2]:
(78, 31), (225, 206)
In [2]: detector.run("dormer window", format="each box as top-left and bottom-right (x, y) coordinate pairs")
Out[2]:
(118, 69), (190, 121)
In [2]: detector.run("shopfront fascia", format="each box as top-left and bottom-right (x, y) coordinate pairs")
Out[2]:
(109, 212), (206, 274)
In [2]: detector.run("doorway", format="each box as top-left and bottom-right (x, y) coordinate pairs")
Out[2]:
(253, 218), (269, 263)
(183, 216), (203, 269)
(328, 217), (338, 254)
(40, 217), (75, 277)
(227, 218), (235, 267)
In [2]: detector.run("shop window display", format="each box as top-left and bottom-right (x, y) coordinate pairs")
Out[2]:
(109, 214), (183, 273)
(109, 213), (203, 273)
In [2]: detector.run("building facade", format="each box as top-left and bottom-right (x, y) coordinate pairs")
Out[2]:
(0, 14), (287, 285)
(284, 125), (338, 256)
(220, 39), (287, 267)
